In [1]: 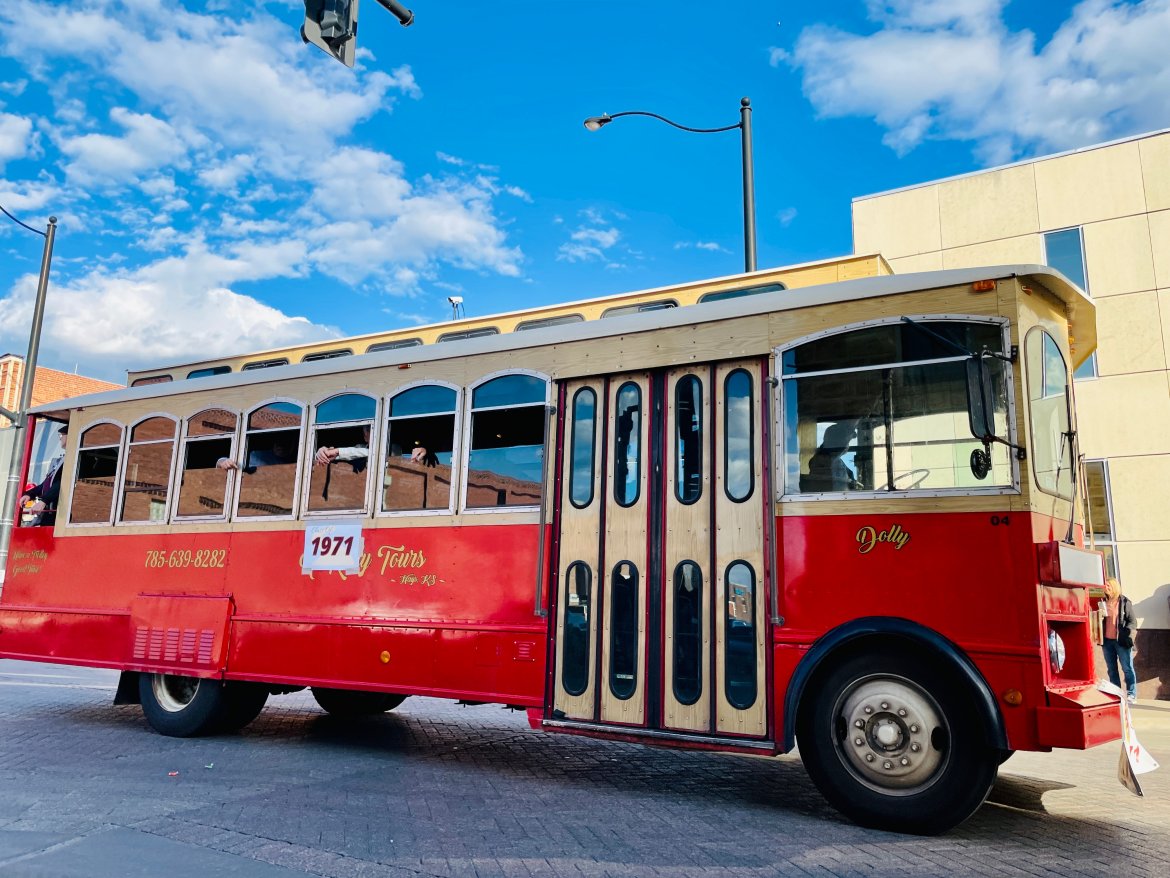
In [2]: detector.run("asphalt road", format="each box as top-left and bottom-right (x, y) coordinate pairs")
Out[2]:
(1, 659), (1168, 877)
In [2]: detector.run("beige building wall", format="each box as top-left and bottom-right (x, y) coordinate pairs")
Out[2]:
(853, 129), (1170, 697)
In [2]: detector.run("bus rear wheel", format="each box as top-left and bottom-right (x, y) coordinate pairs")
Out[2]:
(311, 687), (406, 716)
(139, 674), (267, 737)
(796, 652), (998, 835)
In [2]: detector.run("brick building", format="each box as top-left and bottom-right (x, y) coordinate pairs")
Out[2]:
(0, 354), (122, 427)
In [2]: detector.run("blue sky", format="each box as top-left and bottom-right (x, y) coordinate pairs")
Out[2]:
(1, 0), (1168, 382)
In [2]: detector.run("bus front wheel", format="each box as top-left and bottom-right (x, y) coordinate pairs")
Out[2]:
(311, 687), (406, 716)
(796, 652), (998, 835)
(139, 674), (267, 737)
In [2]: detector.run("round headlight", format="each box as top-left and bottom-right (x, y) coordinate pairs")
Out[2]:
(1048, 628), (1066, 675)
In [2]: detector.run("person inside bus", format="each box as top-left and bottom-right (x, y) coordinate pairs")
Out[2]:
(216, 435), (298, 473)
(315, 425), (372, 472)
(20, 423), (68, 527)
(314, 427), (430, 469)
(803, 420), (862, 492)
(1100, 576), (1138, 703)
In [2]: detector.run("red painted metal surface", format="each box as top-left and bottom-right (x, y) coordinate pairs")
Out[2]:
(2, 502), (1115, 751)
(0, 523), (547, 705)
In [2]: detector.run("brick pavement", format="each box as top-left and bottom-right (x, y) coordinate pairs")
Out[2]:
(0, 660), (1168, 877)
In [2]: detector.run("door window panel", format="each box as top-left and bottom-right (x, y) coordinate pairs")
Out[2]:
(675, 376), (702, 504)
(307, 393), (376, 514)
(724, 369), (754, 501)
(673, 561), (703, 706)
(609, 561), (639, 700)
(613, 382), (641, 507)
(176, 408), (237, 519)
(467, 375), (547, 509)
(562, 562), (592, 697)
(725, 561), (757, 710)
(71, 423), (123, 524)
(119, 417), (176, 523)
(569, 388), (597, 508)
(384, 385), (458, 512)
(237, 402), (303, 518)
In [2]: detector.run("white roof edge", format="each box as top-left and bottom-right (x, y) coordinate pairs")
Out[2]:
(853, 127), (1170, 203)
(35, 264), (1083, 417)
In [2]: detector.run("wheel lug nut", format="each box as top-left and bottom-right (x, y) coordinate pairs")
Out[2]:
(898, 709), (907, 717)
(854, 720), (865, 729)
(900, 757), (910, 766)
(855, 737), (864, 746)
(910, 743), (921, 752)
(880, 702), (889, 710)
(883, 761), (893, 770)
(909, 724), (919, 733)
(865, 754), (875, 762)
(864, 706), (873, 714)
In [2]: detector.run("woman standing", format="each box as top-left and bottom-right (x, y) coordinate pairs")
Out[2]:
(1101, 577), (1138, 703)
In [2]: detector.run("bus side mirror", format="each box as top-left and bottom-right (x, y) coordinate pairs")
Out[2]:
(966, 357), (995, 440)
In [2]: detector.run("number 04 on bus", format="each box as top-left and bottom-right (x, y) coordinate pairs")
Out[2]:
(0, 265), (1119, 834)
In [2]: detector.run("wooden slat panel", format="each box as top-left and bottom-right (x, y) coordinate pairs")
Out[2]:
(713, 360), (768, 737)
(600, 373), (651, 725)
(553, 379), (604, 720)
(662, 367), (712, 732)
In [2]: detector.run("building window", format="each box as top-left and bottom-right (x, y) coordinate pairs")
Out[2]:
(1074, 353), (1098, 382)
(698, 282), (785, 303)
(1083, 459), (1119, 579)
(302, 349), (352, 362)
(516, 314), (584, 331)
(438, 327), (499, 343)
(242, 359), (289, 370)
(1043, 227), (1088, 290)
(367, 338), (422, 352)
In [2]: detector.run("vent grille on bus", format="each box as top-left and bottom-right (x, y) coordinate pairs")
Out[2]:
(133, 626), (217, 664)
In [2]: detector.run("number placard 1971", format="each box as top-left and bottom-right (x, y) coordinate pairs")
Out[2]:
(303, 522), (364, 574)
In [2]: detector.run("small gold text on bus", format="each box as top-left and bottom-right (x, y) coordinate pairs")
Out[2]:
(856, 525), (910, 554)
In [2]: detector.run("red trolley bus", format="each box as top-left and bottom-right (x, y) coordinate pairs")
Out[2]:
(0, 264), (1119, 834)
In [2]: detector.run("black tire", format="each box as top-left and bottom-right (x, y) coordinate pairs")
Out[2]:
(139, 673), (228, 737)
(218, 682), (269, 732)
(796, 651), (998, 835)
(311, 687), (406, 716)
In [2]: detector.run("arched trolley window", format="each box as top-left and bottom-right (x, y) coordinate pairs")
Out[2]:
(383, 384), (459, 513)
(306, 393), (377, 515)
(235, 401), (304, 519)
(119, 416), (177, 524)
(175, 408), (238, 520)
(465, 373), (548, 509)
(70, 422), (123, 525)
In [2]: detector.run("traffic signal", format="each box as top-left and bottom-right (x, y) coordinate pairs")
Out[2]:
(302, 0), (361, 68)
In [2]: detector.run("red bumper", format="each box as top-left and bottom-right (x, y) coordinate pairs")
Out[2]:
(1035, 687), (1121, 749)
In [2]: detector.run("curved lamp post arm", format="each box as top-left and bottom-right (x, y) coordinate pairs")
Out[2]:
(584, 97), (756, 273)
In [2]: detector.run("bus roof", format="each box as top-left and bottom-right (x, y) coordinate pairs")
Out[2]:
(34, 264), (1093, 419)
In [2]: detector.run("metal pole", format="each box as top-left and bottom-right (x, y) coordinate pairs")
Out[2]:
(0, 216), (57, 581)
(18, 218), (57, 416)
(739, 97), (757, 273)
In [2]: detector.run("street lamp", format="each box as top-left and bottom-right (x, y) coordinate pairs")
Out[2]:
(583, 97), (757, 273)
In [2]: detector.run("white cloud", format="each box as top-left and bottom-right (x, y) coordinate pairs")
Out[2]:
(0, 111), (32, 166)
(784, 0), (1170, 162)
(777, 207), (798, 227)
(0, 239), (333, 378)
(59, 108), (188, 184)
(674, 240), (731, 253)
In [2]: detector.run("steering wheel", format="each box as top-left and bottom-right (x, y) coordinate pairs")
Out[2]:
(892, 468), (931, 490)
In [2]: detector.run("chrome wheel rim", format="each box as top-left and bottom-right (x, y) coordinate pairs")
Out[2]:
(152, 674), (199, 713)
(834, 673), (950, 796)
